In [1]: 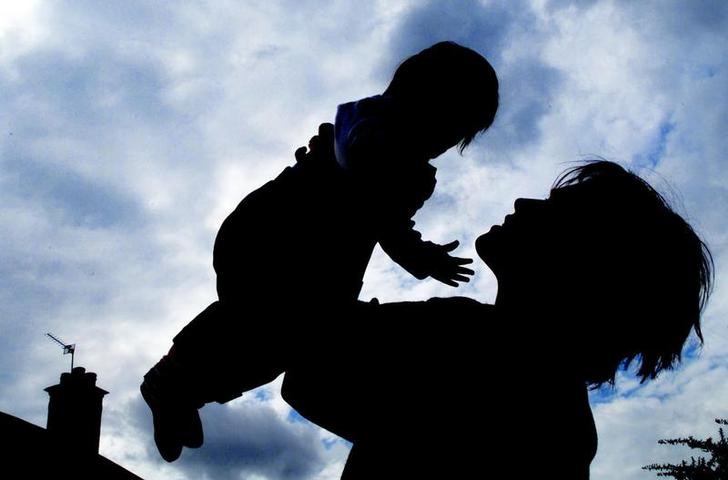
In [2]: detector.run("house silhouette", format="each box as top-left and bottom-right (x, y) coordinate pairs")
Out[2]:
(1, 367), (144, 479)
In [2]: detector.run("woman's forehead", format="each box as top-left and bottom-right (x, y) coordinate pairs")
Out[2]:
(549, 182), (594, 202)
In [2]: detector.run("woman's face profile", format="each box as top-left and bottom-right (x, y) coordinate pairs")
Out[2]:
(476, 197), (551, 274)
(476, 185), (588, 281)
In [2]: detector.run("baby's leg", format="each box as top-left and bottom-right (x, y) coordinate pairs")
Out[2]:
(141, 303), (228, 462)
(142, 301), (285, 462)
(141, 343), (204, 462)
(173, 300), (286, 401)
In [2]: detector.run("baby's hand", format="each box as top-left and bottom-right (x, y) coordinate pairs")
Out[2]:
(428, 240), (474, 287)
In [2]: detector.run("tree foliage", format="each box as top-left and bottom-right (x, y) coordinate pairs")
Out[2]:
(643, 419), (728, 479)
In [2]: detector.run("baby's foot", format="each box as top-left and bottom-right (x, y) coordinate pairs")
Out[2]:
(141, 356), (203, 462)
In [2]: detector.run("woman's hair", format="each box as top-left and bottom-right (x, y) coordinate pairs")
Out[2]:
(551, 161), (713, 387)
(383, 41), (499, 153)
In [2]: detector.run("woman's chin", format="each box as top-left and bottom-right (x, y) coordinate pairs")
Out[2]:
(475, 226), (501, 257)
(476, 226), (513, 279)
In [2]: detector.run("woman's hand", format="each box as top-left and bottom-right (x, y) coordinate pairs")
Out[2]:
(295, 123), (335, 164)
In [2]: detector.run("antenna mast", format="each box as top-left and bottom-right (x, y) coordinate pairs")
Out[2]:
(46, 333), (76, 371)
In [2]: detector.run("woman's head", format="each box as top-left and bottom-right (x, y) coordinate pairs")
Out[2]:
(476, 161), (713, 387)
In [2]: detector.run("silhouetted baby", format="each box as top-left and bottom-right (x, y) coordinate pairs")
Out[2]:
(141, 41), (499, 462)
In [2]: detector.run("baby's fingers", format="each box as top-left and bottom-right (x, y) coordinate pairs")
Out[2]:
(451, 256), (473, 265)
(295, 146), (308, 163)
(455, 266), (475, 276)
(451, 274), (471, 283)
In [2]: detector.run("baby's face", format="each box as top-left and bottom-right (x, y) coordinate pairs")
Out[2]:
(411, 119), (466, 160)
(382, 94), (468, 161)
(424, 128), (464, 159)
(403, 103), (469, 160)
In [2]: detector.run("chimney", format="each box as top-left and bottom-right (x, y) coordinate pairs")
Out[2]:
(45, 366), (109, 455)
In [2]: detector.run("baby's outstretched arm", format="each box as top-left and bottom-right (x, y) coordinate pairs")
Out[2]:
(380, 226), (474, 287)
(296, 122), (474, 287)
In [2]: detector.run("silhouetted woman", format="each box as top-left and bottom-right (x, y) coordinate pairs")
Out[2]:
(282, 161), (713, 479)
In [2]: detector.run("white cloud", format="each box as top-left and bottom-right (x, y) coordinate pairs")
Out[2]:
(0, 1), (47, 71)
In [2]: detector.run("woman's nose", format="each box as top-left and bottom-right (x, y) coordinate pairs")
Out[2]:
(514, 197), (545, 212)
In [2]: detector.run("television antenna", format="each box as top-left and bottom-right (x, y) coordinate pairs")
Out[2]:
(46, 333), (75, 371)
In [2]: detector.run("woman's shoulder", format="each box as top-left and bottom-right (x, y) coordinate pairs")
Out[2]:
(425, 296), (495, 314)
(425, 296), (490, 307)
(365, 296), (493, 315)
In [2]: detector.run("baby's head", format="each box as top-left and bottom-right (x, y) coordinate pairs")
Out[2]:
(383, 41), (499, 158)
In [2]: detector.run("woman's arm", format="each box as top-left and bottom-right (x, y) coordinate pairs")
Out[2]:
(281, 297), (491, 441)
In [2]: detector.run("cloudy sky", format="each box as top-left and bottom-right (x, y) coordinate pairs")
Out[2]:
(1, 0), (726, 478)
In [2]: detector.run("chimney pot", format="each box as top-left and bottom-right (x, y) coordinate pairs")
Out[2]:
(45, 366), (108, 455)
